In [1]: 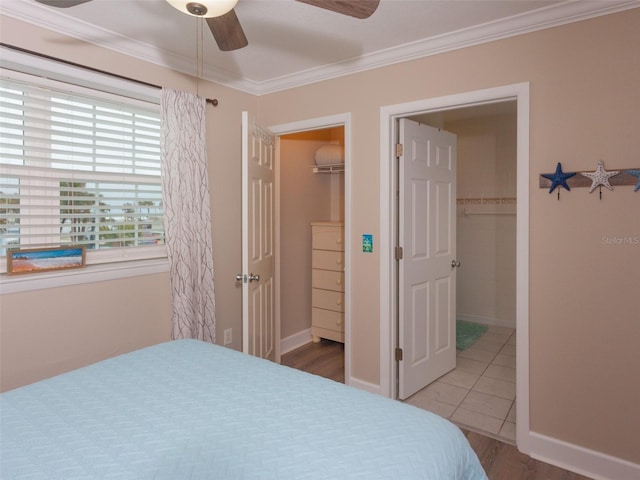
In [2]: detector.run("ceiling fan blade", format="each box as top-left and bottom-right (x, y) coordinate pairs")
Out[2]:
(34, 0), (93, 7)
(296, 0), (379, 19)
(206, 9), (248, 52)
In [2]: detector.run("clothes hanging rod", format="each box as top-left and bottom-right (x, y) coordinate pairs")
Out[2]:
(463, 208), (516, 216)
(0, 43), (219, 106)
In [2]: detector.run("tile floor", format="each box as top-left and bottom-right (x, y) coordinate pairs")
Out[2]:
(404, 324), (517, 444)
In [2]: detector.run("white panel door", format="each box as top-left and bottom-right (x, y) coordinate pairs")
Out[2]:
(398, 118), (457, 400)
(241, 111), (276, 361)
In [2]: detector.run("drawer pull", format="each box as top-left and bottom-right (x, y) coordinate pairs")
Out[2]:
(336, 238), (342, 244)
(336, 279), (342, 285)
(336, 318), (343, 326)
(336, 299), (342, 306)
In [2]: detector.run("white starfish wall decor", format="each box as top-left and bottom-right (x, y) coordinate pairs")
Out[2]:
(581, 160), (620, 193)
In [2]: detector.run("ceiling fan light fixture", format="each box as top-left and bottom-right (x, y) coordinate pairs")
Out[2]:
(166, 0), (238, 18)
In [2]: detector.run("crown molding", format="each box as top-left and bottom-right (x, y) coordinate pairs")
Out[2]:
(0, 0), (244, 86)
(2, 0), (638, 95)
(254, 0), (640, 95)
(1, 0), (195, 75)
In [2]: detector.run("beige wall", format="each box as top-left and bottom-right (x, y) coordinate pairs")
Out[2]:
(0, 274), (172, 390)
(0, 16), (257, 389)
(257, 11), (640, 463)
(451, 112), (517, 328)
(1, 8), (639, 466)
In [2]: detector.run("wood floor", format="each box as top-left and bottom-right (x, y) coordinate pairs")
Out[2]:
(281, 339), (345, 383)
(281, 340), (593, 480)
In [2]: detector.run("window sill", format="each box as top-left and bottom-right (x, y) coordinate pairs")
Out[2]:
(0, 258), (169, 295)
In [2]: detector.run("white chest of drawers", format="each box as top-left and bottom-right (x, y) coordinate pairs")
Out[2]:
(311, 222), (344, 343)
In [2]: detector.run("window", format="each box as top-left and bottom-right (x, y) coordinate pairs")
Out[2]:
(0, 70), (165, 268)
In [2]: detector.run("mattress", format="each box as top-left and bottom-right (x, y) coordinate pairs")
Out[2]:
(0, 339), (487, 479)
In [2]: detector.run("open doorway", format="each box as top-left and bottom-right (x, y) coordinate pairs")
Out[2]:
(379, 83), (530, 451)
(270, 114), (352, 386)
(278, 127), (345, 380)
(402, 102), (518, 443)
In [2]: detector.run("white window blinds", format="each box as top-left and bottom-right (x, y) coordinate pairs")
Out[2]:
(0, 72), (165, 263)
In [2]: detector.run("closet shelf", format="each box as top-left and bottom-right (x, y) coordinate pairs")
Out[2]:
(312, 164), (344, 174)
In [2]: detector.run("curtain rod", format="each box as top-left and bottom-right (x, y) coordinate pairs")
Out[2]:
(0, 43), (219, 106)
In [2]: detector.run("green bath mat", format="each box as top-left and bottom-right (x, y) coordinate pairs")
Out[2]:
(456, 320), (488, 350)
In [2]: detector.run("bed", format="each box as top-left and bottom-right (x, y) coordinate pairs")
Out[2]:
(0, 339), (487, 479)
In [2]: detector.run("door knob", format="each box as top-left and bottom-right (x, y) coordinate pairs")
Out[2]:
(248, 273), (260, 282)
(451, 260), (461, 268)
(236, 273), (260, 283)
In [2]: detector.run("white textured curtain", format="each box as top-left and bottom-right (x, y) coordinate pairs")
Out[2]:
(160, 89), (216, 343)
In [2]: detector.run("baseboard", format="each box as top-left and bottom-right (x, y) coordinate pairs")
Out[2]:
(280, 331), (382, 396)
(348, 376), (382, 395)
(457, 313), (516, 330)
(280, 328), (312, 355)
(528, 431), (640, 480)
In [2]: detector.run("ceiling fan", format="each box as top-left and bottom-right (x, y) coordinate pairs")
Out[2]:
(33, 0), (380, 52)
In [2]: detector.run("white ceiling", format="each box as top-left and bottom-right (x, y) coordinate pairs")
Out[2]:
(2, 0), (638, 95)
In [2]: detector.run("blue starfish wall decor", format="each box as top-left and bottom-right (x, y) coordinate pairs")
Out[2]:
(581, 160), (620, 193)
(627, 169), (640, 192)
(542, 162), (576, 193)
